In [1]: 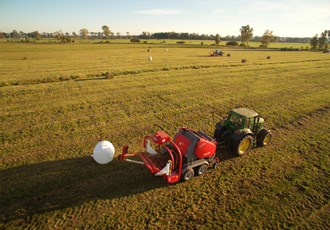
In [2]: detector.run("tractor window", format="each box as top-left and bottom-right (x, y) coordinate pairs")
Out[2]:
(245, 118), (250, 128)
(230, 114), (244, 127)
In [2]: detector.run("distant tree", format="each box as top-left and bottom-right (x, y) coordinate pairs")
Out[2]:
(261, 30), (275, 48)
(32, 31), (41, 40)
(126, 32), (130, 39)
(215, 33), (221, 45)
(0, 32), (4, 39)
(252, 36), (262, 42)
(116, 32), (121, 39)
(273, 36), (280, 43)
(55, 30), (64, 40)
(72, 32), (77, 38)
(110, 32), (114, 39)
(66, 36), (73, 43)
(310, 34), (318, 49)
(11, 30), (19, 39)
(80, 28), (89, 39)
(318, 30), (327, 49)
(19, 31), (24, 38)
(102, 25), (111, 39)
(140, 31), (147, 39)
(240, 25), (253, 46)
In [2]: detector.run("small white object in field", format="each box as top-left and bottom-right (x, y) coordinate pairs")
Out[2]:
(148, 56), (152, 60)
(165, 49), (168, 51)
(92, 141), (115, 164)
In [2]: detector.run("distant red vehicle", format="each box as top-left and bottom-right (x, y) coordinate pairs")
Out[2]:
(210, 50), (224, 57)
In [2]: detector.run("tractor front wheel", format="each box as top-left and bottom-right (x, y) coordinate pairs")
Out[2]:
(232, 135), (253, 156)
(257, 129), (272, 146)
(182, 168), (194, 181)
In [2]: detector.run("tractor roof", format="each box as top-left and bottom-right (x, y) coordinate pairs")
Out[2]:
(232, 108), (258, 117)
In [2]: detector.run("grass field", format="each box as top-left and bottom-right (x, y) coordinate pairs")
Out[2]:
(0, 41), (321, 86)
(1, 41), (330, 229)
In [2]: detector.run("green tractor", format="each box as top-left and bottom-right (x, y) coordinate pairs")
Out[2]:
(214, 107), (272, 156)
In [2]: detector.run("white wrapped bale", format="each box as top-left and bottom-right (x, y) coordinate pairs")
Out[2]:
(92, 141), (115, 164)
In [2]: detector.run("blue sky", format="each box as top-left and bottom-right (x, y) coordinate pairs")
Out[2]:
(0, 0), (329, 37)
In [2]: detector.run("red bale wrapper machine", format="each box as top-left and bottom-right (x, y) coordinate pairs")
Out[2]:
(118, 127), (219, 183)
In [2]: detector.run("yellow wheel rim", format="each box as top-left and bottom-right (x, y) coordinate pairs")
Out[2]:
(263, 134), (271, 145)
(239, 138), (251, 153)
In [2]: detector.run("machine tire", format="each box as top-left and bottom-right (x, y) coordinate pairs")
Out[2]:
(232, 135), (253, 156)
(257, 129), (272, 147)
(213, 161), (219, 169)
(196, 164), (207, 176)
(182, 168), (194, 181)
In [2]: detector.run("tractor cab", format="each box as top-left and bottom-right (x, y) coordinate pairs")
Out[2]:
(214, 107), (272, 156)
(228, 108), (263, 131)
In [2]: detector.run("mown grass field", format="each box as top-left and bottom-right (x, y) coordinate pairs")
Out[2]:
(1, 41), (330, 229)
(0, 41), (319, 86)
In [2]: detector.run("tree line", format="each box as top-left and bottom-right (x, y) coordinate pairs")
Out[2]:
(310, 30), (330, 49)
(1, 25), (329, 48)
(0, 26), (130, 41)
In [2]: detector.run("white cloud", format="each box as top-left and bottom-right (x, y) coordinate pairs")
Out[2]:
(134, 9), (183, 15)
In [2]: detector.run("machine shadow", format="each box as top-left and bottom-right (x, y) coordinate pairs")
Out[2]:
(1, 149), (236, 224)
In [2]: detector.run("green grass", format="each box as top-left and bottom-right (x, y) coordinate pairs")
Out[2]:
(0, 42), (326, 86)
(0, 42), (329, 229)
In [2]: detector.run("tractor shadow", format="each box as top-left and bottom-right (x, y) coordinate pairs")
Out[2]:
(1, 149), (237, 224)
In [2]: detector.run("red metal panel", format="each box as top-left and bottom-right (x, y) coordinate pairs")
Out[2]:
(194, 139), (216, 159)
(152, 131), (171, 144)
(174, 133), (191, 156)
(165, 172), (179, 183)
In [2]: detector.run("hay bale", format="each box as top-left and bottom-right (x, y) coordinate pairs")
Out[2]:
(242, 59), (247, 63)
(267, 56), (271, 59)
(23, 57), (27, 60)
(105, 72), (114, 79)
(148, 56), (152, 61)
(227, 54), (231, 57)
(165, 49), (168, 51)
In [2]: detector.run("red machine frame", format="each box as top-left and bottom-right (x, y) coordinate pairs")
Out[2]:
(119, 128), (219, 183)
(119, 131), (183, 183)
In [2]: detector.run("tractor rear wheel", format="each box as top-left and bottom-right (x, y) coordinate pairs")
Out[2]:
(182, 168), (194, 181)
(232, 135), (253, 156)
(257, 129), (272, 146)
(196, 164), (207, 176)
